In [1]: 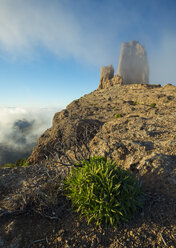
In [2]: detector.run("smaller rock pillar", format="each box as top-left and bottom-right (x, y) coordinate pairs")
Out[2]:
(98, 65), (114, 90)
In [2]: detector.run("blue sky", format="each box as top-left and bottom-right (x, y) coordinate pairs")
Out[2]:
(0, 0), (176, 108)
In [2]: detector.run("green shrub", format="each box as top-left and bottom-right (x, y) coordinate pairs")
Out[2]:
(64, 157), (144, 227)
(150, 103), (156, 108)
(115, 113), (123, 118)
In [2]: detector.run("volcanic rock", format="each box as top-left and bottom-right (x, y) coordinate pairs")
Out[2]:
(117, 41), (149, 84)
(98, 74), (123, 90)
(1, 81), (176, 247)
(98, 65), (114, 89)
(28, 82), (176, 197)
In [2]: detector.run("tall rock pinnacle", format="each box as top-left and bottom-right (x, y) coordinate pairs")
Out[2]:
(117, 41), (149, 84)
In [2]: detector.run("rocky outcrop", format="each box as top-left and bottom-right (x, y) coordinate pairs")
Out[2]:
(28, 83), (176, 197)
(98, 74), (123, 90)
(1, 82), (176, 247)
(98, 65), (114, 89)
(98, 41), (149, 89)
(117, 41), (149, 84)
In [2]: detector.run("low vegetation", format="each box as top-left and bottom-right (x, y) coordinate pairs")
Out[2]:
(150, 102), (156, 108)
(115, 113), (123, 118)
(3, 158), (29, 168)
(64, 157), (144, 227)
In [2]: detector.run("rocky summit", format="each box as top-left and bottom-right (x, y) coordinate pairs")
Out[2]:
(28, 82), (176, 197)
(117, 41), (149, 84)
(0, 78), (176, 247)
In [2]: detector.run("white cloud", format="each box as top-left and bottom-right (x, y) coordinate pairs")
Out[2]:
(0, 106), (61, 165)
(0, 107), (58, 162)
(0, 0), (114, 65)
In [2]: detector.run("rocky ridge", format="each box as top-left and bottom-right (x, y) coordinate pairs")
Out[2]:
(28, 82), (176, 196)
(0, 80), (176, 247)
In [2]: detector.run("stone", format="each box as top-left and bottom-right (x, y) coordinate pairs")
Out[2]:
(117, 41), (149, 84)
(98, 74), (123, 90)
(98, 65), (114, 89)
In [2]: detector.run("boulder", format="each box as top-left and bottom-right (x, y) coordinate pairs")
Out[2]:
(117, 41), (149, 84)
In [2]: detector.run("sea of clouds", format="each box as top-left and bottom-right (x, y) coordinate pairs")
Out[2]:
(0, 107), (59, 166)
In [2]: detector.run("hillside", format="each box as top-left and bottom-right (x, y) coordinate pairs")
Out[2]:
(0, 81), (176, 247)
(28, 82), (176, 197)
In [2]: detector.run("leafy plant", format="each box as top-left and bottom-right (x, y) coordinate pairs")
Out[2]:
(64, 157), (144, 227)
(115, 113), (123, 118)
(150, 103), (156, 108)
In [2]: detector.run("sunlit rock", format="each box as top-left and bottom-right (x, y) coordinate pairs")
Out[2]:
(98, 65), (114, 89)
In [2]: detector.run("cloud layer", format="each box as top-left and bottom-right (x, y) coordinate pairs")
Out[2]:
(0, 0), (115, 65)
(0, 107), (58, 166)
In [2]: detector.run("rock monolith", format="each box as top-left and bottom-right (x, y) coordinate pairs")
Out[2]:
(117, 41), (149, 84)
(98, 65), (114, 89)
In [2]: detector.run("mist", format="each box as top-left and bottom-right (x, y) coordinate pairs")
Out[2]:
(0, 107), (59, 166)
(148, 34), (176, 85)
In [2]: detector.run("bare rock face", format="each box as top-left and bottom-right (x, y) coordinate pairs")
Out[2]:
(98, 74), (123, 90)
(98, 65), (114, 89)
(117, 41), (149, 84)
